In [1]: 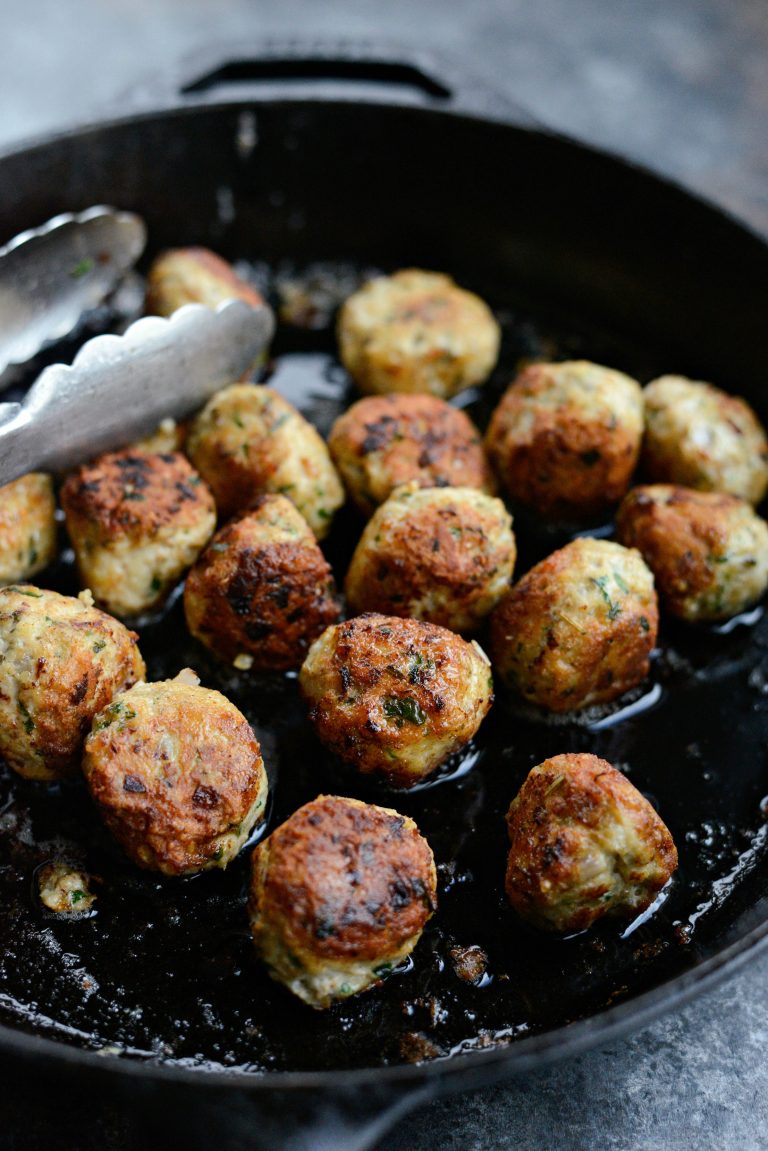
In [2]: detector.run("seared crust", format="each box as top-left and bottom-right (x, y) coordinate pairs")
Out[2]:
(249, 794), (436, 1008)
(345, 485), (516, 633)
(337, 269), (500, 399)
(145, 247), (264, 316)
(83, 673), (268, 876)
(299, 614), (493, 787)
(61, 450), (216, 617)
(489, 537), (658, 713)
(505, 753), (678, 933)
(328, 393), (496, 516)
(184, 494), (340, 669)
(0, 473), (57, 585)
(485, 360), (644, 519)
(0, 585), (145, 781)
(616, 484), (768, 621)
(642, 375), (768, 504)
(186, 383), (344, 537)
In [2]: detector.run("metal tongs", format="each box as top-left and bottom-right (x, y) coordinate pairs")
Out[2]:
(0, 300), (275, 486)
(0, 206), (275, 484)
(0, 205), (148, 380)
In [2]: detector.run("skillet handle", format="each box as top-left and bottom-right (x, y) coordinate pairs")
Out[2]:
(131, 39), (539, 129)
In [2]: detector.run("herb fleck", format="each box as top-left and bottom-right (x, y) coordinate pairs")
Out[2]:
(70, 257), (95, 279)
(592, 575), (622, 620)
(383, 696), (427, 726)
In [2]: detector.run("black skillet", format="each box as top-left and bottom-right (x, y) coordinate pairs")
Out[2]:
(1, 42), (768, 1151)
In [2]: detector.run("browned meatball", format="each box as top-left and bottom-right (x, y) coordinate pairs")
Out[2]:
(61, 450), (216, 618)
(345, 485), (516, 633)
(485, 360), (644, 520)
(249, 794), (437, 1008)
(616, 484), (768, 621)
(184, 494), (340, 670)
(0, 473), (57, 585)
(642, 375), (768, 504)
(505, 753), (678, 933)
(82, 670), (268, 876)
(337, 270), (500, 399)
(328, 393), (496, 517)
(489, 538), (658, 713)
(0, 585), (145, 781)
(186, 383), (344, 536)
(299, 614), (493, 788)
(145, 247), (264, 316)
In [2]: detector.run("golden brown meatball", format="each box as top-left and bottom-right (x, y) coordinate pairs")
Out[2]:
(186, 383), (344, 537)
(616, 484), (768, 621)
(328, 393), (496, 517)
(299, 614), (493, 788)
(184, 494), (340, 670)
(485, 360), (644, 520)
(249, 794), (437, 1008)
(337, 269), (500, 399)
(345, 485), (516, 633)
(505, 753), (678, 933)
(0, 585), (145, 781)
(0, 473), (57, 585)
(489, 537), (658, 713)
(61, 450), (216, 618)
(145, 247), (264, 316)
(82, 670), (268, 876)
(642, 375), (768, 504)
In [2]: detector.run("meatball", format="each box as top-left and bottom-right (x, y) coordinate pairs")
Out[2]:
(184, 494), (340, 670)
(0, 473), (57, 585)
(82, 670), (268, 876)
(145, 247), (264, 316)
(337, 269), (500, 399)
(186, 383), (344, 537)
(0, 585), (145, 781)
(489, 537), (658, 713)
(299, 614), (493, 788)
(249, 794), (437, 1008)
(345, 485), (516, 633)
(485, 360), (644, 520)
(61, 450), (216, 618)
(328, 392), (496, 517)
(616, 484), (768, 622)
(505, 753), (678, 933)
(642, 374), (768, 504)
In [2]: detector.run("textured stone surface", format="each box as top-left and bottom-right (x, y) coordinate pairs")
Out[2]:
(1, 3), (768, 1149)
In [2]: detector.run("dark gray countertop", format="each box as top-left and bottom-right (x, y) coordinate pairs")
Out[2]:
(2, 2), (768, 1148)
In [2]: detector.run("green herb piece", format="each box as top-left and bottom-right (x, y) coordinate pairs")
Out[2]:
(450, 525), (463, 540)
(383, 696), (427, 726)
(18, 700), (33, 735)
(70, 257), (95, 279)
(10, 587), (42, 598)
(639, 615), (650, 632)
(70, 890), (85, 905)
(316, 507), (331, 520)
(92, 639), (107, 653)
(339, 983), (352, 995)
(123, 490), (145, 502)
(232, 412), (245, 429)
(211, 845), (224, 861)
(591, 575), (622, 620)
(613, 571), (630, 594)
(210, 542), (230, 553)
(150, 575), (162, 593)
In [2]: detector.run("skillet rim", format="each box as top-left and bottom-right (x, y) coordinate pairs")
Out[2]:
(0, 97), (766, 1092)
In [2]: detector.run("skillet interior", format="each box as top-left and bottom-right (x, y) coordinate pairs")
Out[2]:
(0, 99), (767, 1075)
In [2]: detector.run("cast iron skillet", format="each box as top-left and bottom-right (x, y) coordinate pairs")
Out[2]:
(1, 41), (768, 1151)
